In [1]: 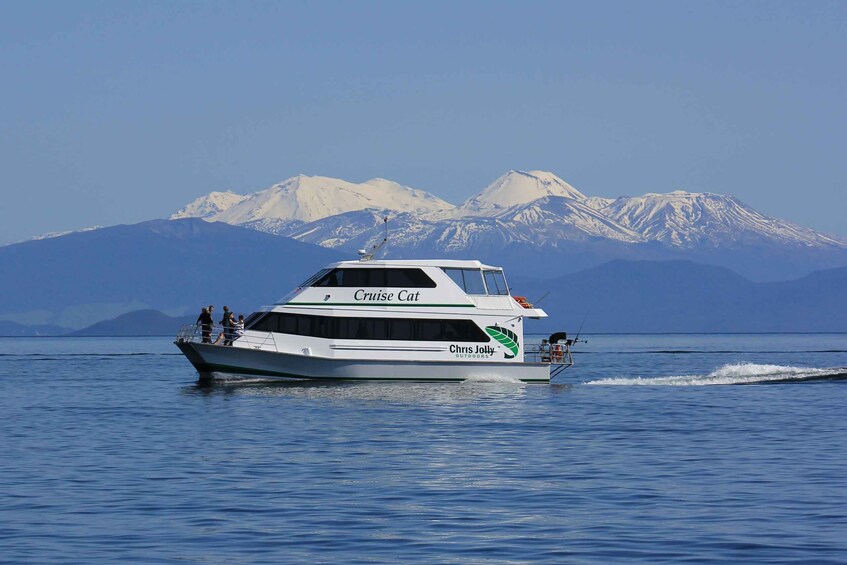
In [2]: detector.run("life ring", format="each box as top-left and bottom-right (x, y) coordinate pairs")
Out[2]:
(551, 344), (563, 362)
(514, 296), (533, 308)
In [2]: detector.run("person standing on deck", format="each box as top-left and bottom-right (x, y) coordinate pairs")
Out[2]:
(220, 306), (232, 346)
(223, 311), (236, 346)
(234, 314), (245, 340)
(196, 307), (213, 343)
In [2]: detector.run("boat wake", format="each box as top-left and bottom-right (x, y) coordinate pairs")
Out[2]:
(462, 374), (525, 385)
(586, 363), (847, 386)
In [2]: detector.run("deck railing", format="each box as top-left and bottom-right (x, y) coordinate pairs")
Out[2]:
(524, 340), (574, 372)
(175, 324), (279, 352)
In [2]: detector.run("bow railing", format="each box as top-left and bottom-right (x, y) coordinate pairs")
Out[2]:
(175, 324), (278, 352)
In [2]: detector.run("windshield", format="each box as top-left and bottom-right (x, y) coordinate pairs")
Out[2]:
(442, 267), (496, 295)
(299, 269), (331, 287)
(483, 270), (509, 295)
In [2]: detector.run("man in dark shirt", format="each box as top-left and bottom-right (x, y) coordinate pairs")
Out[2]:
(197, 306), (213, 343)
(220, 306), (232, 345)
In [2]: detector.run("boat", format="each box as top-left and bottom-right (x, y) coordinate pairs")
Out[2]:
(175, 257), (574, 383)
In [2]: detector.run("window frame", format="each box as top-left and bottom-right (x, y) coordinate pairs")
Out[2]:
(442, 267), (488, 295)
(247, 312), (491, 343)
(313, 268), (436, 288)
(483, 269), (509, 295)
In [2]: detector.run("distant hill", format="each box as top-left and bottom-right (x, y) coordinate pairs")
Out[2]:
(68, 261), (847, 336)
(69, 309), (195, 336)
(2, 216), (845, 333)
(515, 260), (847, 334)
(0, 218), (345, 329)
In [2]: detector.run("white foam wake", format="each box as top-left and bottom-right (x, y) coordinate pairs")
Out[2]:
(462, 374), (525, 385)
(587, 363), (847, 386)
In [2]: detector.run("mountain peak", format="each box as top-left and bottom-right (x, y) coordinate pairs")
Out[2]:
(173, 175), (454, 225)
(604, 191), (844, 248)
(646, 190), (723, 199)
(170, 191), (246, 220)
(458, 170), (586, 216)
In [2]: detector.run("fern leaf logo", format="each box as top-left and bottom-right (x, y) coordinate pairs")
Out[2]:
(485, 325), (519, 359)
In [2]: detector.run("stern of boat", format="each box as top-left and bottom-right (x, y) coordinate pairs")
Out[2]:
(524, 339), (574, 380)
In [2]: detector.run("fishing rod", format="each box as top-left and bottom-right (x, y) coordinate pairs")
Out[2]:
(533, 291), (551, 306)
(567, 312), (589, 346)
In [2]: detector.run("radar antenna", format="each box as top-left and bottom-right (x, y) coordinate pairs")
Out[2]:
(357, 216), (389, 261)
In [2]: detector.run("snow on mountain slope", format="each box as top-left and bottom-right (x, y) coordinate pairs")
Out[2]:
(497, 196), (644, 243)
(284, 198), (644, 256)
(173, 175), (453, 226)
(170, 191), (246, 220)
(583, 196), (615, 210)
(457, 170), (586, 216)
(240, 218), (304, 237)
(24, 226), (102, 243)
(168, 171), (845, 258)
(602, 191), (846, 248)
(282, 208), (392, 249)
(283, 208), (524, 254)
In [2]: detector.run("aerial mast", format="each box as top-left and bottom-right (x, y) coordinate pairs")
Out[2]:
(358, 216), (389, 261)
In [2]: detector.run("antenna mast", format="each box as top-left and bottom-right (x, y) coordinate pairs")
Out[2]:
(358, 216), (389, 261)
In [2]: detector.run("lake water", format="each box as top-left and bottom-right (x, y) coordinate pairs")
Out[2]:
(1, 334), (846, 563)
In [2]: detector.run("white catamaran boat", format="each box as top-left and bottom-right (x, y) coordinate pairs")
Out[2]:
(175, 258), (574, 383)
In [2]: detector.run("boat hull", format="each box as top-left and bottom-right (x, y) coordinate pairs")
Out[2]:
(175, 341), (551, 383)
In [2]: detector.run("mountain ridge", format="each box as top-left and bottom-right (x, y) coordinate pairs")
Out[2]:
(0, 218), (345, 329)
(172, 174), (454, 225)
(8, 259), (845, 335)
(169, 171), (846, 264)
(516, 260), (847, 333)
(164, 170), (847, 281)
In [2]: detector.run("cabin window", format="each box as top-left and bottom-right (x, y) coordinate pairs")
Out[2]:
(298, 269), (331, 288)
(243, 312), (266, 328)
(248, 313), (490, 342)
(483, 270), (509, 295)
(312, 268), (436, 288)
(442, 268), (488, 295)
(391, 319), (414, 340)
(386, 268), (436, 287)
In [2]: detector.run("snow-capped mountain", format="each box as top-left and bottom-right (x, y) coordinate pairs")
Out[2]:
(495, 196), (643, 243)
(456, 170), (586, 216)
(171, 169), (847, 280)
(597, 191), (845, 248)
(281, 209), (507, 254)
(171, 191), (247, 220)
(171, 174), (453, 226)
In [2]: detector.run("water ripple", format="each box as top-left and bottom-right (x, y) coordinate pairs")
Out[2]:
(0, 336), (845, 562)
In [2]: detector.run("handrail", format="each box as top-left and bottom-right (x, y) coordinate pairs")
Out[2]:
(523, 340), (573, 368)
(175, 323), (279, 352)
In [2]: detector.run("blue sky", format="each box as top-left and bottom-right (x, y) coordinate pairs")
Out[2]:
(1, 0), (845, 245)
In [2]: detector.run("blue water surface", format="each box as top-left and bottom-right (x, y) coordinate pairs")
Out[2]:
(1, 335), (846, 563)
